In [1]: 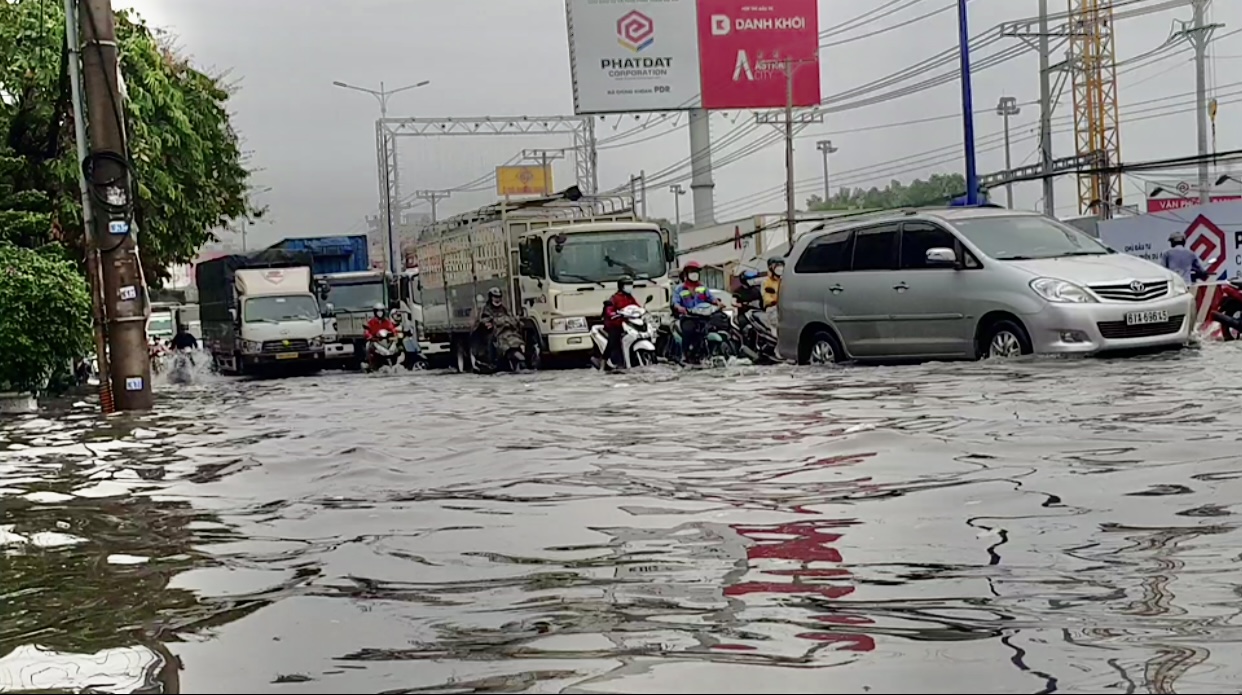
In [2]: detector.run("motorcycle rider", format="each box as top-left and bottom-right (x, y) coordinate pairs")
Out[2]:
(671, 261), (721, 357)
(1162, 231), (1208, 283)
(472, 287), (510, 364)
(170, 323), (198, 350)
(762, 257), (783, 308)
(600, 276), (641, 368)
(734, 269), (764, 309)
(363, 303), (398, 341)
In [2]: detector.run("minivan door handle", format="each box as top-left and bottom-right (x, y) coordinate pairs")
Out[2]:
(829, 284), (844, 293)
(892, 282), (908, 292)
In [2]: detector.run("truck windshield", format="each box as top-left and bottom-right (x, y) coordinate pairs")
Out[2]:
(148, 314), (173, 336)
(243, 295), (321, 323)
(325, 282), (385, 312)
(547, 230), (665, 283)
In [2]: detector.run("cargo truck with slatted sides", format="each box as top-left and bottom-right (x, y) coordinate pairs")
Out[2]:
(412, 191), (677, 371)
(196, 250), (328, 375)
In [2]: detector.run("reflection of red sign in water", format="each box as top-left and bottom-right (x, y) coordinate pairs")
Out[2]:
(1185, 214), (1227, 279)
(718, 520), (875, 653)
(696, 0), (820, 110)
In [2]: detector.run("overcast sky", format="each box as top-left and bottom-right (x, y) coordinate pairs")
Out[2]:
(117, 0), (1240, 247)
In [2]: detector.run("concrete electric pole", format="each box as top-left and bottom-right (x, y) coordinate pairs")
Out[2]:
(79, 0), (152, 411)
(753, 59), (820, 248)
(816, 140), (837, 203)
(414, 190), (451, 224)
(996, 96), (1021, 208)
(1183, 0), (1219, 204)
(332, 79), (429, 270)
(1037, 0), (1056, 215)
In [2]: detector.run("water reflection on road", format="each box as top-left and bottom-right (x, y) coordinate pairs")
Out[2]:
(3, 345), (1242, 693)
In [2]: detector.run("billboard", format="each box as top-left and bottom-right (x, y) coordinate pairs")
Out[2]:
(496, 165), (550, 197)
(1098, 201), (1242, 280)
(565, 0), (702, 114)
(1144, 178), (1242, 212)
(696, 0), (820, 109)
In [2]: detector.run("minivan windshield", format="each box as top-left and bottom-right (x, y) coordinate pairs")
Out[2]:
(244, 295), (321, 323)
(953, 215), (1111, 261)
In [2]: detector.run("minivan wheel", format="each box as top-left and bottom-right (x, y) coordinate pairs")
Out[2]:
(804, 330), (845, 365)
(981, 320), (1032, 359)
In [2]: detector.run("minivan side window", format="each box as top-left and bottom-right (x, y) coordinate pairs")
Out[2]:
(850, 224), (899, 271)
(900, 222), (959, 270)
(794, 229), (853, 273)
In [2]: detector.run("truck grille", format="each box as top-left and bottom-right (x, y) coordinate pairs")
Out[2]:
(1089, 280), (1168, 302)
(1097, 314), (1185, 339)
(262, 339), (309, 352)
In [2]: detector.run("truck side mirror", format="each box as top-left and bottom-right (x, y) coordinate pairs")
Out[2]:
(228, 308), (238, 322)
(518, 242), (534, 275)
(664, 243), (676, 263)
(322, 302), (335, 318)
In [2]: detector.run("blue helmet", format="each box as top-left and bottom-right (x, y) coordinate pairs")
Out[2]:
(739, 269), (761, 285)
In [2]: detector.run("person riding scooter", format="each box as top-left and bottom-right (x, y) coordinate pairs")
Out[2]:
(600, 276), (642, 369)
(671, 262), (722, 359)
(363, 303), (399, 364)
(763, 257), (783, 309)
(472, 288), (511, 365)
(171, 323), (198, 350)
(734, 269), (764, 310)
(1162, 231), (1209, 283)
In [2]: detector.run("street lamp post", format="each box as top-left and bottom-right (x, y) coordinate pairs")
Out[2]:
(816, 140), (837, 203)
(995, 96), (1021, 208)
(332, 79), (430, 272)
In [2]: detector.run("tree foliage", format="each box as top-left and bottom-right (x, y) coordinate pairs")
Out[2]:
(0, 244), (92, 393)
(806, 173), (969, 211)
(0, 0), (257, 283)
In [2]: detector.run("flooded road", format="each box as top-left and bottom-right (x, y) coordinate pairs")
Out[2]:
(3, 346), (1242, 693)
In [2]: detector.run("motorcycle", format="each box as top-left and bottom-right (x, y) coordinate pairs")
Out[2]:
(672, 304), (737, 366)
(591, 304), (657, 369)
(365, 329), (402, 372)
(736, 305), (780, 364)
(471, 315), (527, 374)
(1209, 277), (1242, 340)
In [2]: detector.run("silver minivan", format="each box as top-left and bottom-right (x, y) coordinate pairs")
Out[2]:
(777, 207), (1195, 364)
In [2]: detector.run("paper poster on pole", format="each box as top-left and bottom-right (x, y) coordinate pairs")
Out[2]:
(565, 0), (702, 113)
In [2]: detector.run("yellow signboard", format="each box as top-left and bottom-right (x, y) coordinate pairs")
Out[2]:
(496, 165), (550, 197)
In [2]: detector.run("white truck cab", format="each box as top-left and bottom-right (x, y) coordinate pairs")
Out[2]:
(516, 221), (675, 356)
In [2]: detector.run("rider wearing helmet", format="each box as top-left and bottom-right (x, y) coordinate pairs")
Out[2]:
(763, 257), (784, 308)
(671, 262), (718, 315)
(363, 302), (397, 341)
(471, 287), (511, 363)
(1162, 230), (1207, 284)
(734, 269), (764, 309)
(600, 276), (642, 368)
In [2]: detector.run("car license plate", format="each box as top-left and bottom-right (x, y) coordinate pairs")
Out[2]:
(275, 352), (299, 360)
(1125, 310), (1167, 326)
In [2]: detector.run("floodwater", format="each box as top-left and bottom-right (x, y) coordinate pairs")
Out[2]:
(3, 346), (1242, 694)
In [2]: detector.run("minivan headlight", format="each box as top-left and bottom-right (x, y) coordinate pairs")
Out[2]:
(1030, 277), (1096, 303)
(1169, 274), (1189, 296)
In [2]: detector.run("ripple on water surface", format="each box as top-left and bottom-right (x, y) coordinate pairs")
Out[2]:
(3, 347), (1242, 693)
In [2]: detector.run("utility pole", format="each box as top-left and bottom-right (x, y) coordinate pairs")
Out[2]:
(669, 184), (684, 260)
(64, 0), (112, 413)
(754, 59), (821, 248)
(522, 148), (566, 195)
(79, 0), (152, 411)
(332, 79), (430, 271)
(1184, 0), (1218, 204)
(628, 173), (646, 218)
(996, 96), (1021, 208)
(640, 169), (647, 218)
(414, 190), (451, 224)
(957, 0), (980, 204)
(816, 140), (837, 202)
(1037, 0), (1056, 214)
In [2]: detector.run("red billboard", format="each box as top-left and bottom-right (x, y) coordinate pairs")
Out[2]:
(696, 0), (821, 110)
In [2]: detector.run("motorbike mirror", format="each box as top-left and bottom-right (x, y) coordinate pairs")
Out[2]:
(646, 294), (654, 303)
